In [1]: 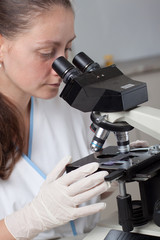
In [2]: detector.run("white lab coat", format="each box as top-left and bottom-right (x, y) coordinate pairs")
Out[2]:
(0, 91), (100, 239)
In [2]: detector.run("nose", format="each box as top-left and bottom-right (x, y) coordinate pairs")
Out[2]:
(51, 67), (59, 76)
(51, 68), (59, 78)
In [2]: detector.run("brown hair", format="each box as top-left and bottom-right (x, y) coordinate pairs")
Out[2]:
(0, 93), (24, 179)
(0, 0), (73, 180)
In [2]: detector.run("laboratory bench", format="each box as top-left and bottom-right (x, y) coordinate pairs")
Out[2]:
(60, 208), (160, 240)
(59, 201), (160, 240)
(116, 54), (160, 76)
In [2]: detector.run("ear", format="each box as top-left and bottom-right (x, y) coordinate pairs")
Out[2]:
(0, 34), (6, 61)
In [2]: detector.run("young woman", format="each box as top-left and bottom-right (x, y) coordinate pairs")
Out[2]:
(0, 0), (110, 239)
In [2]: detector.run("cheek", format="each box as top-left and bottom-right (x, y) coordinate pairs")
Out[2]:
(4, 52), (50, 86)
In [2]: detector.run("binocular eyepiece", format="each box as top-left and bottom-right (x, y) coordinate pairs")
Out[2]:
(52, 52), (100, 84)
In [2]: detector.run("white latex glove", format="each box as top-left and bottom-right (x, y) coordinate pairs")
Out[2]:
(101, 181), (118, 199)
(5, 156), (109, 240)
(130, 140), (149, 149)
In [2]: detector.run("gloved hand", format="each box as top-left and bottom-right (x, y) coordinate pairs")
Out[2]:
(101, 181), (118, 199)
(130, 140), (149, 149)
(5, 156), (109, 240)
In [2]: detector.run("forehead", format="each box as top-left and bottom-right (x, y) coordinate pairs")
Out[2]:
(8, 5), (75, 47)
(31, 6), (75, 40)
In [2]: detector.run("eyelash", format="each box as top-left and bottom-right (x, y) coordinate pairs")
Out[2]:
(40, 48), (72, 60)
(40, 51), (56, 59)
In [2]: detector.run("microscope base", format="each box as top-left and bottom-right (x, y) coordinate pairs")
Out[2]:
(104, 229), (160, 239)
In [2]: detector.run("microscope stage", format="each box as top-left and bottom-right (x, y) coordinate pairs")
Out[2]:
(66, 146), (160, 181)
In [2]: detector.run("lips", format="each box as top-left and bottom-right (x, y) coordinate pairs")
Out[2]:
(48, 83), (60, 87)
(48, 79), (62, 87)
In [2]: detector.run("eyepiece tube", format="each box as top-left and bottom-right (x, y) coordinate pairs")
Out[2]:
(73, 52), (100, 73)
(52, 56), (80, 84)
(52, 56), (73, 78)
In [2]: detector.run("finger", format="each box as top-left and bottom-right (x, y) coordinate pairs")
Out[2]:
(101, 181), (119, 199)
(73, 181), (110, 206)
(73, 202), (106, 219)
(68, 171), (108, 196)
(46, 156), (72, 182)
(130, 140), (149, 148)
(59, 162), (99, 186)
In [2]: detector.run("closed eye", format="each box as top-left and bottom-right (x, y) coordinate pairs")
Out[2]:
(40, 51), (56, 59)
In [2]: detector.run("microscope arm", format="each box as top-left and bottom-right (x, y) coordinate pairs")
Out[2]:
(102, 106), (160, 141)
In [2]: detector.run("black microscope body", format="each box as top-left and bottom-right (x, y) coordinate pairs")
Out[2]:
(52, 52), (160, 233)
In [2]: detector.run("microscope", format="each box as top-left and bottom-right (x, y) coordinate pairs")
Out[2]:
(52, 52), (160, 234)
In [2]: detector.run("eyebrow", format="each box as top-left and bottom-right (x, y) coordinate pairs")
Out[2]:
(36, 35), (76, 46)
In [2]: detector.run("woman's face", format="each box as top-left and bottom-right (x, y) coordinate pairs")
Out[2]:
(0, 6), (75, 101)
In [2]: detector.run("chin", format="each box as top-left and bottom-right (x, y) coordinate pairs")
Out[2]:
(33, 87), (60, 100)
(42, 90), (59, 99)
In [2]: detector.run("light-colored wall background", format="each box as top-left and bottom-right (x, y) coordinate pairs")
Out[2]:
(72, 0), (160, 65)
